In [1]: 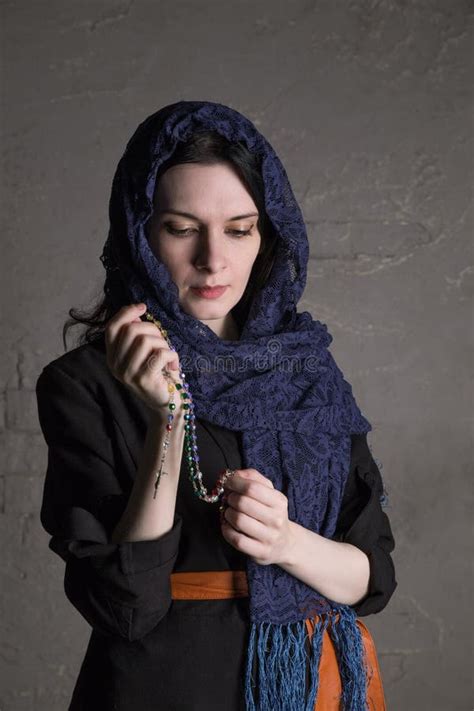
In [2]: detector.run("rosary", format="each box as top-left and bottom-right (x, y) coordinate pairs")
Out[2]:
(144, 311), (235, 523)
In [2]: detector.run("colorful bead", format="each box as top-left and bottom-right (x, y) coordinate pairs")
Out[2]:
(145, 309), (236, 505)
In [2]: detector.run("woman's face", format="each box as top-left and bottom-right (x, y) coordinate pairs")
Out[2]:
(147, 161), (262, 339)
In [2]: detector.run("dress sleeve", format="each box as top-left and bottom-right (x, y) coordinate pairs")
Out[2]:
(332, 433), (398, 616)
(36, 362), (183, 641)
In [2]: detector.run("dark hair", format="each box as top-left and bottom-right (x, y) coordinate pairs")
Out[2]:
(62, 129), (278, 351)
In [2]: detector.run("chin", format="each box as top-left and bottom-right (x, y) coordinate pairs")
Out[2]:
(192, 305), (230, 319)
(181, 300), (229, 319)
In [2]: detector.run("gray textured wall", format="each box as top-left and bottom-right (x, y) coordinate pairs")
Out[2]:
(1, 1), (472, 709)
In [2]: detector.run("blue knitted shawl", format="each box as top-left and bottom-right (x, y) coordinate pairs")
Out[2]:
(100, 100), (373, 710)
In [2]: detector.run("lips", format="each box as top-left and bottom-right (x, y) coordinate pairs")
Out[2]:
(191, 285), (228, 299)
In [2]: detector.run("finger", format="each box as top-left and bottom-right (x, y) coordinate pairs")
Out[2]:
(223, 475), (276, 507)
(114, 324), (173, 374)
(226, 491), (274, 526)
(142, 346), (182, 386)
(121, 334), (179, 383)
(221, 520), (266, 560)
(239, 468), (274, 488)
(105, 303), (147, 355)
(106, 304), (149, 366)
(223, 507), (268, 540)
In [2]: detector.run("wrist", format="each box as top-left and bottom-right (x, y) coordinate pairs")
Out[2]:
(278, 520), (300, 567)
(149, 405), (187, 429)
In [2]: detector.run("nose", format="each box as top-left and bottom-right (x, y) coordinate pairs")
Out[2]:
(194, 228), (228, 273)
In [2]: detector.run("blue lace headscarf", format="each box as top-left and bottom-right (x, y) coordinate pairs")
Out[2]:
(100, 100), (373, 710)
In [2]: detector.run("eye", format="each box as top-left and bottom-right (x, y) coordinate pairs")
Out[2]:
(164, 224), (254, 238)
(165, 225), (198, 236)
(227, 228), (253, 237)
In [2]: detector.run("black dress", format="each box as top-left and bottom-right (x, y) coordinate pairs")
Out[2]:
(35, 335), (397, 711)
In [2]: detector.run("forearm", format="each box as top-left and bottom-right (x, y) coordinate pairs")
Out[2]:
(278, 521), (370, 607)
(111, 409), (186, 543)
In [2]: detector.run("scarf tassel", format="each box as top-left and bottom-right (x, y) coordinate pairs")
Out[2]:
(244, 606), (369, 711)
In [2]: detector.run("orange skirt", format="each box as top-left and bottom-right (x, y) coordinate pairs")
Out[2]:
(170, 570), (387, 711)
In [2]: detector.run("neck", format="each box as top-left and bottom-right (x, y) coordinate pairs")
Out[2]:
(201, 312), (240, 341)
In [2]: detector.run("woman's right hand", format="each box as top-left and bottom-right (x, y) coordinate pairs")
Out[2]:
(105, 303), (183, 416)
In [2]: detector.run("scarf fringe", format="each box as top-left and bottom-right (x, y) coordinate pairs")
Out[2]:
(244, 606), (369, 711)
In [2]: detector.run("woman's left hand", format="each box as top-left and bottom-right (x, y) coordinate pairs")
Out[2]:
(220, 469), (294, 566)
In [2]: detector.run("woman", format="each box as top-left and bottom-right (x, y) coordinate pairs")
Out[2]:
(36, 100), (397, 710)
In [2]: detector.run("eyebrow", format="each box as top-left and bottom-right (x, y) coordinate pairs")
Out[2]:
(157, 209), (259, 221)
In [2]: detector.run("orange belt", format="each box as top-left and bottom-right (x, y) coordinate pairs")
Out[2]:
(171, 570), (249, 599)
(170, 571), (387, 710)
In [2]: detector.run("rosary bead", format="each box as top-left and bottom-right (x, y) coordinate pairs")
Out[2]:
(147, 309), (234, 507)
